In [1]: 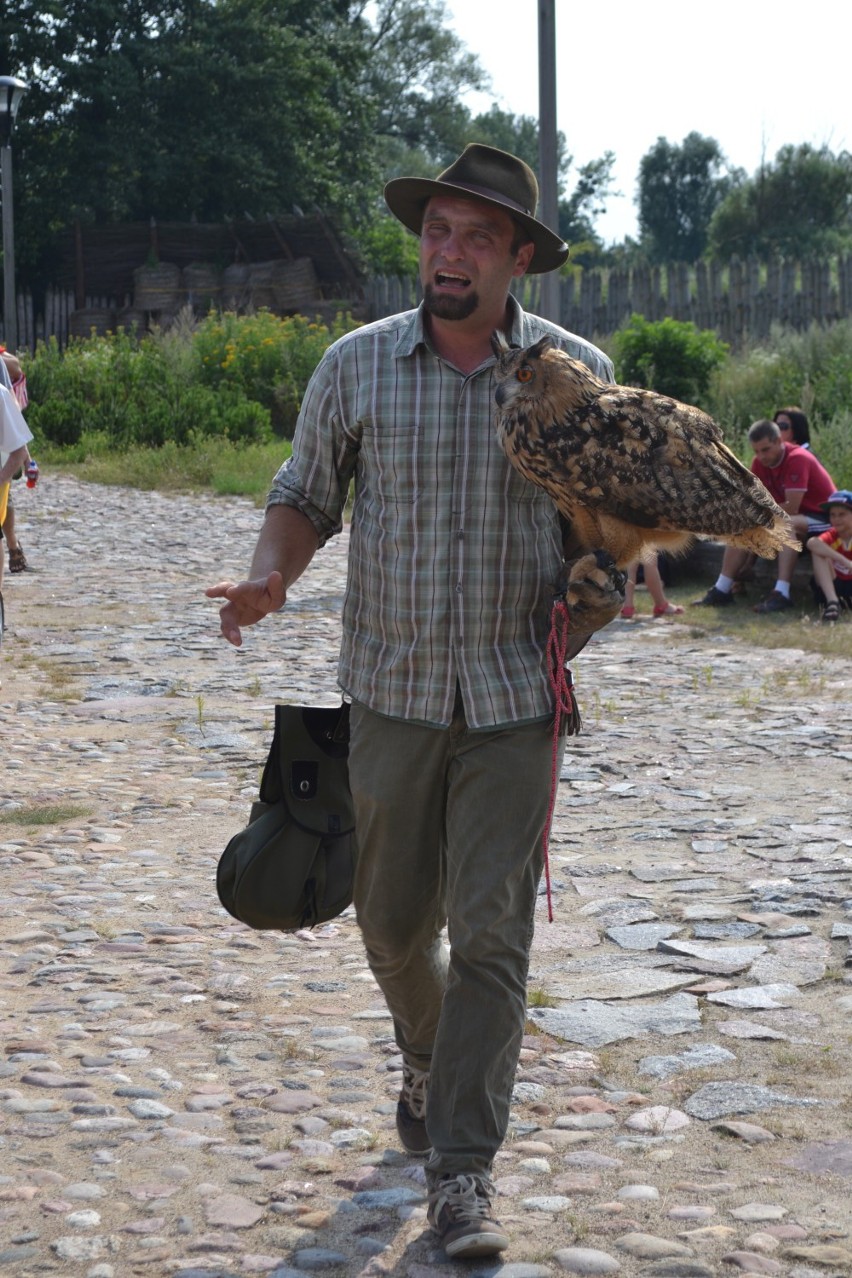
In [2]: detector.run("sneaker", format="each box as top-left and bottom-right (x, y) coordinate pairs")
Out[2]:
(691, 585), (735, 607)
(396, 1063), (430, 1156)
(753, 590), (793, 614)
(427, 1173), (509, 1259)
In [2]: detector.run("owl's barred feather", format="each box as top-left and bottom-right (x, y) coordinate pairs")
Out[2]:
(492, 333), (798, 569)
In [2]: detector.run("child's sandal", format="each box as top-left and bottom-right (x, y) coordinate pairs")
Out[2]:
(822, 601), (840, 623)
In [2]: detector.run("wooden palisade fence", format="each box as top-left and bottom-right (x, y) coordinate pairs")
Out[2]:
(6, 253), (852, 352)
(365, 255), (852, 349)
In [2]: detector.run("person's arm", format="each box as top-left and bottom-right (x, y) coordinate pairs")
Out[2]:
(807, 533), (852, 574)
(206, 505), (320, 647)
(0, 352), (22, 382)
(780, 488), (805, 516)
(0, 444), (27, 485)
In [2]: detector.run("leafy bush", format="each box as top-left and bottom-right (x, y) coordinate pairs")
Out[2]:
(194, 309), (361, 436)
(612, 314), (729, 406)
(24, 308), (361, 450)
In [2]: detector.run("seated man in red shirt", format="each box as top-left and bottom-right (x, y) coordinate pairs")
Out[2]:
(807, 490), (852, 623)
(692, 418), (836, 614)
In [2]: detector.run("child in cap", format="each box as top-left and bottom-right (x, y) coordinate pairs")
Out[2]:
(806, 490), (852, 623)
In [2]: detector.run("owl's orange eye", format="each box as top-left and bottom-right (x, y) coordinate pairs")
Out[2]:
(517, 367), (533, 382)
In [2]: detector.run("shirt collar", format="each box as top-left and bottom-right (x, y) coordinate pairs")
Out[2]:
(393, 294), (528, 361)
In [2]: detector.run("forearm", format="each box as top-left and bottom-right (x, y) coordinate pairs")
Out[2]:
(0, 445), (27, 485)
(250, 504), (320, 590)
(807, 537), (850, 572)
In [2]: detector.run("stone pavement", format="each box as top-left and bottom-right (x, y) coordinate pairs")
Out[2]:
(1, 474), (851, 1278)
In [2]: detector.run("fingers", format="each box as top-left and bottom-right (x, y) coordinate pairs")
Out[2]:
(205, 573), (286, 646)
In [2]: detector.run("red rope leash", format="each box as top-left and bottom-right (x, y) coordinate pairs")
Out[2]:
(542, 597), (575, 923)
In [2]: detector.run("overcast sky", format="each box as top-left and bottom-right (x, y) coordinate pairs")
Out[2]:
(440, 0), (849, 245)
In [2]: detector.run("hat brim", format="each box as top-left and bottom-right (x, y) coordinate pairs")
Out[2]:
(383, 176), (569, 275)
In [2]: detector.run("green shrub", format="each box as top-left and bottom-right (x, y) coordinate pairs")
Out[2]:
(194, 309), (361, 436)
(612, 314), (729, 407)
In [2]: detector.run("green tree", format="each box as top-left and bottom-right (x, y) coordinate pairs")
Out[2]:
(708, 144), (852, 258)
(637, 132), (739, 263)
(0, 0), (486, 288)
(558, 152), (616, 263)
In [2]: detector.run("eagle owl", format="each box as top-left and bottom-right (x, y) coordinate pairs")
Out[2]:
(492, 333), (798, 568)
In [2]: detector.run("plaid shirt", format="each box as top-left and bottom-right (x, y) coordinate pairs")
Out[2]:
(269, 296), (613, 728)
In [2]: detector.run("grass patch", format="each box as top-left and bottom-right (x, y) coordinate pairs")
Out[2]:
(0, 803), (94, 826)
(645, 577), (852, 660)
(527, 987), (559, 1009)
(38, 436), (291, 505)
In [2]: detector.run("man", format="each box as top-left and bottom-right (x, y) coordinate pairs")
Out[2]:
(692, 417), (836, 613)
(207, 144), (612, 1260)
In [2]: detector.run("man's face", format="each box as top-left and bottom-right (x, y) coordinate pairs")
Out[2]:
(751, 435), (786, 468)
(828, 505), (852, 537)
(419, 195), (533, 323)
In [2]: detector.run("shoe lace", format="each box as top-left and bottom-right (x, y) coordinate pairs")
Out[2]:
(430, 1173), (495, 1220)
(401, 1064), (429, 1120)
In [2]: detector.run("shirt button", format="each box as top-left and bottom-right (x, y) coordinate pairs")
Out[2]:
(455, 584), (463, 593)
(457, 530), (465, 540)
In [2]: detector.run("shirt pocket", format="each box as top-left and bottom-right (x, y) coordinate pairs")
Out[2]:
(358, 423), (422, 505)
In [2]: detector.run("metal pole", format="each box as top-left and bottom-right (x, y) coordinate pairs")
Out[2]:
(1, 142), (16, 350)
(537, 0), (560, 324)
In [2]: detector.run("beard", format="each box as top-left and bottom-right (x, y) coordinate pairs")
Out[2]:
(423, 283), (480, 322)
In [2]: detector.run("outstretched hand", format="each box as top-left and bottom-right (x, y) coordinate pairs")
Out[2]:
(205, 571), (285, 647)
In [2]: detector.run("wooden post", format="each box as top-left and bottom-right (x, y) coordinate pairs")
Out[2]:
(537, 0), (560, 324)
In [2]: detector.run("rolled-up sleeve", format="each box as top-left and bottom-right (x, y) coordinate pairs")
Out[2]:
(266, 349), (360, 548)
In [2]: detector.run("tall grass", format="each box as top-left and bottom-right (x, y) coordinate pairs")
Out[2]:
(705, 319), (852, 483)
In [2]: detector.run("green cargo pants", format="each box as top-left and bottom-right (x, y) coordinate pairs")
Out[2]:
(348, 692), (564, 1179)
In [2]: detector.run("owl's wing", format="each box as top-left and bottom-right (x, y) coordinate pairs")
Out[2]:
(557, 392), (780, 537)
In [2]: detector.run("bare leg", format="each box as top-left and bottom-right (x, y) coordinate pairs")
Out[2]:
(812, 556), (839, 604)
(1, 501), (17, 552)
(620, 562), (638, 616)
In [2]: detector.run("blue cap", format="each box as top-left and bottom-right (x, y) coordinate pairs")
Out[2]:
(819, 489), (852, 512)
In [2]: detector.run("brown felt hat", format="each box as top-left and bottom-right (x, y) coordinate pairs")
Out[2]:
(383, 143), (569, 275)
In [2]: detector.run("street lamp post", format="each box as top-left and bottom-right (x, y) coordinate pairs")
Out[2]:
(0, 76), (28, 351)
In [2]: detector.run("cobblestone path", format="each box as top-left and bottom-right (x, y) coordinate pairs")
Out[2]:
(1, 475), (851, 1278)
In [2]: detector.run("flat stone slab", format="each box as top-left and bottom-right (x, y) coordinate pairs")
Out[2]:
(605, 924), (684, 950)
(551, 969), (697, 1001)
(782, 1139), (852, 1177)
(530, 994), (701, 1048)
(705, 984), (800, 1009)
(684, 1082), (828, 1120)
(638, 1044), (737, 1079)
(657, 940), (766, 966)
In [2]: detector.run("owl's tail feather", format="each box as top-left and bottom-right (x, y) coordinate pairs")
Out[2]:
(724, 516), (800, 558)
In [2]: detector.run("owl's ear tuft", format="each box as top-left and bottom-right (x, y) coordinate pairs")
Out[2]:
(528, 335), (553, 360)
(491, 330), (516, 358)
